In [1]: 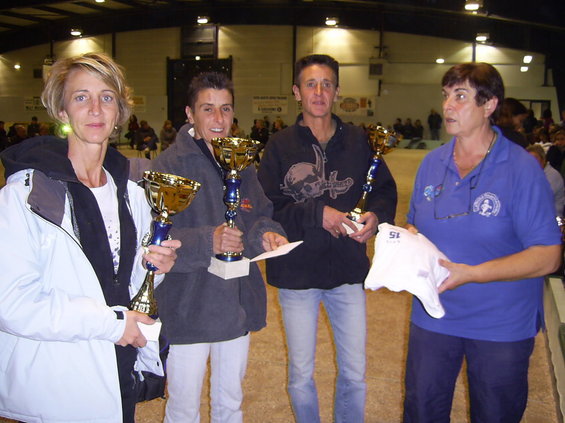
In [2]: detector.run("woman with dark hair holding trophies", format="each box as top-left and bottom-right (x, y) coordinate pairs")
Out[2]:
(404, 62), (561, 422)
(0, 52), (180, 422)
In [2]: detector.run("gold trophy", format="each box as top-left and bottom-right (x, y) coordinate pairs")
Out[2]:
(346, 125), (396, 228)
(208, 137), (260, 279)
(130, 171), (201, 315)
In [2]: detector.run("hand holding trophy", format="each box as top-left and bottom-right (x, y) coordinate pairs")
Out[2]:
(345, 125), (396, 232)
(208, 137), (260, 278)
(130, 171), (201, 315)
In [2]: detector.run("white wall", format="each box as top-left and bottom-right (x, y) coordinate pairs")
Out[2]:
(0, 25), (557, 141)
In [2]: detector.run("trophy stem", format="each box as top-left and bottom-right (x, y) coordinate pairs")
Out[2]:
(219, 169), (243, 261)
(348, 193), (368, 222)
(129, 271), (157, 316)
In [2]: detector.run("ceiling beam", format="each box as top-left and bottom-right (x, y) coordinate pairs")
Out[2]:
(33, 5), (80, 17)
(73, 1), (113, 12)
(0, 1), (78, 11)
(2, 10), (52, 23)
(0, 21), (23, 30)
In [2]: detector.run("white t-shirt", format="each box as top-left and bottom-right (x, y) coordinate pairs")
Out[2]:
(89, 168), (121, 274)
(364, 223), (449, 319)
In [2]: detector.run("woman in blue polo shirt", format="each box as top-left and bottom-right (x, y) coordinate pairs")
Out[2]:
(403, 62), (562, 422)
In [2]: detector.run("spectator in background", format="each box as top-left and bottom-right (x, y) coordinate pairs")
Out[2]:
(496, 98), (529, 148)
(393, 118), (403, 135)
(38, 123), (50, 136)
(527, 144), (565, 219)
(125, 114), (139, 149)
(263, 115), (271, 134)
(6, 123), (16, 139)
(0, 121), (8, 151)
(533, 126), (550, 147)
(522, 109), (539, 143)
(10, 125), (27, 146)
(546, 128), (565, 173)
(159, 119), (177, 152)
(427, 109), (442, 140)
(271, 117), (287, 135)
(542, 109), (554, 133)
(135, 120), (158, 159)
(250, 118), (269, 145)
(402, 118), (415, 140)
(231, 117), (246, 138)
(405, 119), (425, 149)
(27, 116), (40, 138)
(413, 119), (424, 140)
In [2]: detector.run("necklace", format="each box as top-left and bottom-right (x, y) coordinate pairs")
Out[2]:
(453, 130), (497, 175)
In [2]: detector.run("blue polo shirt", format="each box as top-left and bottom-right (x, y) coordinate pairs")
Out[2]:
(407, 126), (561, 342)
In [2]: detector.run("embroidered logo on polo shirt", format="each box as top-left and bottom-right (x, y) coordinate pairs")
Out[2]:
(473, 192), (500, 217)
(423, 184), (442, 201)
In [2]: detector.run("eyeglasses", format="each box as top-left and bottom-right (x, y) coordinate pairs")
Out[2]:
(433, 170), (480, 219)
(433, 144), (493, 220)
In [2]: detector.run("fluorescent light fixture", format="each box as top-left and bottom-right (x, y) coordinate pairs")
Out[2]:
(523, 55), (533, 64)
(325, 17), (338, 26)
(435, 58), (445, 64)
(475, 32), (489, 43)
(465, 0), (482, 11)
(197, 16), (209, 24)
(520, 66), (529, 72)
(95, 0), (105, 3)
(70, 28), (82, 36)
(14, 64), (21, 70)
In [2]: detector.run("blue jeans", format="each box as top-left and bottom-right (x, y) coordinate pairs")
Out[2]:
(278, 284), (367, 423)
(404, 323), (534, 423)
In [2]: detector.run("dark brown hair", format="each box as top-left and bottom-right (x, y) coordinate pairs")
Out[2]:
(442, 62), (505, 124)
(187, 72), (234, 110)
(294, 54), (339, 87)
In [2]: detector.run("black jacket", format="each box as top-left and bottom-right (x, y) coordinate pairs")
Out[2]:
(257, 114), (397, 290)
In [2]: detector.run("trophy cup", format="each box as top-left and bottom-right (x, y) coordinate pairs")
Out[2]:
(208, 137), (260, 279)
(345, 125), (396, 232)
(130, 171), (201, 315)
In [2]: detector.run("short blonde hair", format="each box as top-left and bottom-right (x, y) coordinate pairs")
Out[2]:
(41, 52), (132, 127)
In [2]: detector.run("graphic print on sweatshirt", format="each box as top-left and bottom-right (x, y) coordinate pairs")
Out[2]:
(280, 144), (354, 203)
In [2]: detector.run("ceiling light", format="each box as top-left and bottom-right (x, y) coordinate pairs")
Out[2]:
(95, 0), (105, 3)
(523, 55), (533, 64)
(435, 58), (445, 64)
(464, 0), (482, 11)
(70, 28), (82, 37)
(195, 56), (201, 61)
(197, 16), (209, 24)
(475, 32), (489, 43)
(325, 17), (338, 26)
(520, 66), (529, 72)
(14, 64), (21, 70)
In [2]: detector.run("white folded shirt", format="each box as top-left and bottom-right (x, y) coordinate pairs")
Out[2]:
(364, 223), (449, 319)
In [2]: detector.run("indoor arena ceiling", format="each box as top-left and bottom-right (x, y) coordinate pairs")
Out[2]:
(0, 0), (564, 67)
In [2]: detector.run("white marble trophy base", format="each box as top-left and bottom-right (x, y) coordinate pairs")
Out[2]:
(342, 220), (365, 235)
(208, 256), (250, 280)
